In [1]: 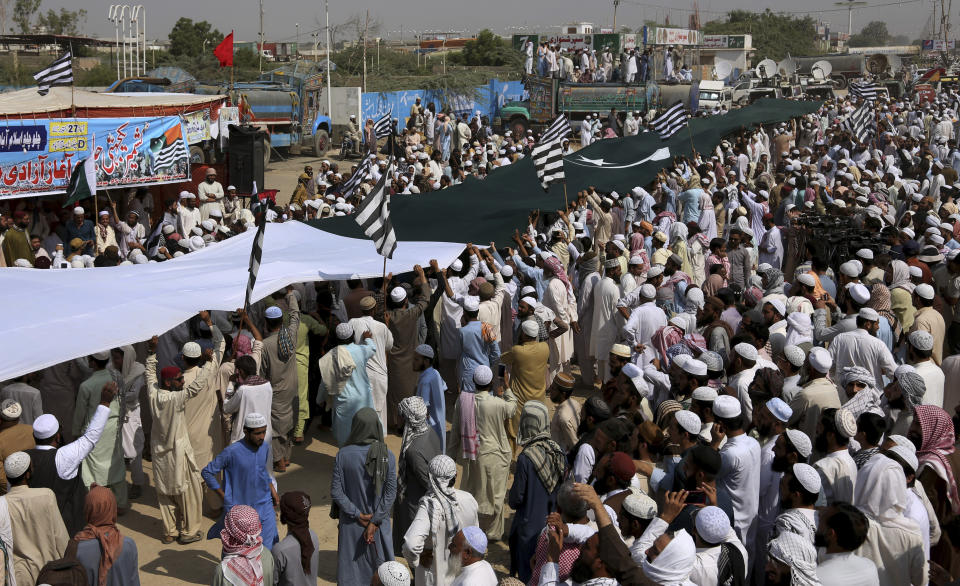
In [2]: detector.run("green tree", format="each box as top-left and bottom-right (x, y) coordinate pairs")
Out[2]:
(457, 29), (516, 66)
(702, 9), (820, 60)
(36, 7), (86, 34)
(848, 21), (891, 47)
(12, 0), (40, 33)
(168, 17), (223, 59)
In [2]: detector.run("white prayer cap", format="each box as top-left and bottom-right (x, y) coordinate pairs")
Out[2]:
(623, 490), (658, 520)
(673, 354), (691, 370)
(414, 344), (434, 359)
(902, 227), (916, 238)
(179, 191), (196, 199)
(796, 273), (816, 288)
(675, 410), (702, 436)
(500, 264), (514, 278)
(858, 307), (880, 322)
(849, 284), (871, 305)
(520, 296), (538, 309)
(217, 225), (231, 235)
(473, 365), (493, 386)
(908, 265), (923, 278)
(450, 259), (463, 271)
(695, 506), (731, 544)
(463, 296), (480, 312)
(766, 397), (793, 423)
(712, 395), (741, 419)
(190, 226), (203, 237)
(4, 452), (29, 479)
(462, 525), (488, 554)
(227, 185), (237, 191)
(733, 342), (758, 361)
(32, 413), (59, 439)
(785, 428), (813, 458)
(521, 320), (539, 338)
(335, 323), (354, 340)
(915, 283), (935, 300)
(0, 399), (21, 421)
(835, 408), (857, 438)
(244, 412), (268, 428)
(190, 235), (205, 250)
(181, 341), (201, 359)
(201, 219), (215, 231)
(376, 561), (411, 586)
(766, 298), (786, 317)
(807, 347), (832, 373)
(646, 265), (664, 278)
(610, 343), (632, 358)
(682, 359), (707, 377)
(931, 234), (945, 246)
(604, 258), (620, 269)
(793, 463), (821, 494)
(521, 285), (536, 296)
(628, 255), (644, 265)
(265, 306), (283, 319)
(692, 387), (717, 402)
(909, 330), (935, 351)
(91, 350), (110, 361)
(390, 286), (407, 303)
(162, 224), (176, 235)
(856, 248), (874, 260)
(73, 206), (84, 214)
(887, 444), (919, 472)
(640, 284), (657, 299)
(699, 351), (723, 373)
(839, 261), (860, 278)
(173, 251), (185, 257)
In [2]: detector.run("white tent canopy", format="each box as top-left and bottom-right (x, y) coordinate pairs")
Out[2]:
(0, 222), (465, 382)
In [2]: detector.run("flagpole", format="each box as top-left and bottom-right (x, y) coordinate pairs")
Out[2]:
(69, 42), (75, 118)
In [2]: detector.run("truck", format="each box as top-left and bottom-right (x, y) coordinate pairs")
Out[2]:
(494, 76), (653, 136)
(236, 41), (299, 62)
(696, 80), (734, 111)
(790, 53), (903, 89)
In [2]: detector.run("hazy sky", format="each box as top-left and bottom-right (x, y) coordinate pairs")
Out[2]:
(47, 0), (934, 46)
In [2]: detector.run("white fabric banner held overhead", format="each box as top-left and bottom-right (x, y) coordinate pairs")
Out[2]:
(0, 221), (466, 382)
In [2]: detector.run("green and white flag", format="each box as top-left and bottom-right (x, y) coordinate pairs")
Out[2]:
(62, 154), (96, 208)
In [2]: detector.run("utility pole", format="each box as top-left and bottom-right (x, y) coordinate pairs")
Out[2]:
(258, 0), (264, 73)
(325, 0), (332, 119)
(296, 22), (300, 59)
(362, 9), (368, 92)
(834, 0), (866, 39)
(613, 0), (620, 31)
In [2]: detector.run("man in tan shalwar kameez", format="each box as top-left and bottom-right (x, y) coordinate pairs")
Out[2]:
(260, 288), (300, 472)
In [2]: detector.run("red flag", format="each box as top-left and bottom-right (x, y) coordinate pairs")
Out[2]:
(213, 32), (234, 67)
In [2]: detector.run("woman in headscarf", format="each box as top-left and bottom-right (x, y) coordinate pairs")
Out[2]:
(507, 401), (566, 583)
(393, 396), (441, 554)
(330, 407), (396, 586)
(668, 221), (694, 277)
(868, 282), (899, 349)
(698, 181), (719, 241)
(273, 491), (318, 586)
(72, 485), (139, 586)
(108, 345), (146, 498)
(212, 504), (273, 586)
(887, 259), (917, 333)
(402, 455), (479, 586)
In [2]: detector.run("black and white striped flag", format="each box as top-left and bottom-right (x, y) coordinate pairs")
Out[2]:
(34, 52), (73, 95)
(336, 154), (376, 198)
(244, 181), (267, 310)
(354, 162), (397, 258)
(651, 101), (689, 140)
(373, 112), (393, 139)
(531, 115), (571, 191)
(849, 82), (880, 102)
(845, 102), (876, 143)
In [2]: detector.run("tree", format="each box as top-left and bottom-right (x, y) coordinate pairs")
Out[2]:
(848, 21), (891, 47)
(702, 9), (820, 60)
(36, 7), (86, 34)
(168, 17), (223, 59)
(12, 0), (39, 33)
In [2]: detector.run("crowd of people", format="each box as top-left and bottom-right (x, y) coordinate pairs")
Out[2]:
(523, 41), (693, 84)
(6, 60), (960, 586)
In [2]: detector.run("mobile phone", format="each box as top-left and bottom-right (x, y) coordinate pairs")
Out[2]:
(685, 490), (707, 505)
(498, 364), (506, 378)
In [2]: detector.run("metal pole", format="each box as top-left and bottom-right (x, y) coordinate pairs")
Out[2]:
(848, 6), (852, 37)
(109, 5), (120, 80)
(325, 0), (332, 118)
(296, 23), (300, 57)
(258, 0), (264, 73)
(362, 9), (368, 92)
(613, 0), (620, 31)
(140, 6), (146, 75)
(131, 6), (140, 76)
(120, 5), (128, 78)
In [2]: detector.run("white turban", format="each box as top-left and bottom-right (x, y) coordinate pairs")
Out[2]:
(641, 528), (697, 584)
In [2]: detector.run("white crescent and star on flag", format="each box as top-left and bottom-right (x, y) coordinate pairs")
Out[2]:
(564, 146), (671, 169)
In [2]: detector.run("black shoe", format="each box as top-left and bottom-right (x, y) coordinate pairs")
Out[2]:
(129, 484), (142, 500)
(179, 532), (202, 545)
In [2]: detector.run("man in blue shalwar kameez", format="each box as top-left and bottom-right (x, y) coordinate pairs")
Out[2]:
(202, 411), (279, 546)
(317, 323), (377, 446)
(413, 343), (447, 452)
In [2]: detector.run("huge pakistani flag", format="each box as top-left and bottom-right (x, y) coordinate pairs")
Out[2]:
(62, 154), (97, 208)
(312, 98), (821, 245)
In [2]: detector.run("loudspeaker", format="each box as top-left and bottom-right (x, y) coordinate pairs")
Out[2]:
(227, 124), (267, 194)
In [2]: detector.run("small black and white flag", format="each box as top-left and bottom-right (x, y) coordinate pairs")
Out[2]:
(849, 82), (881, 102)
(373, 112), (393, 139)
(651, 101), (689, 140)
(244, 181), (267, 310)
(336, 154), (377, 198)
(34, 52), (73, 95)
(845, 102), (876, 144)
(531, 115), (572, 191)
(354, 161), (398, 258)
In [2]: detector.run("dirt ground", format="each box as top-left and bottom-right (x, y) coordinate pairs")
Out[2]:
(119, 149), (590, 584)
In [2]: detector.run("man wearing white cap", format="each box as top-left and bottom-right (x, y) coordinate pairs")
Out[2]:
(622, 284), (667, 368)
(177, 191), (202, 238)
(348, 295), (394, 433)
(198, 167), (224, 221)
(789, 347), (841, 441)
(0, 398), (34, 492)
(3, 451), (69, 585)
(776, 462), (822, 542)
(373, 560), (411, 586)
(906, 330), (945, 408)
(713, 394), (762, 557)
(728, 342), (761, 421)
(591, 257), (625, 381)
(756, 398), (793, 576)
(829, 308), (898, 389)
(260, 288), (301, 472)
(317, 323), (376, 447)
(690, 504), (749, 586)
(814, 408), (859, 505)
(500, 319), (550, 443)
(910, 282), (945, 364)
(438, 250), (480, 392)
(813, 282), (869, 344)
(73, 349), (128, 509)
(449, 526), (497, 585)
